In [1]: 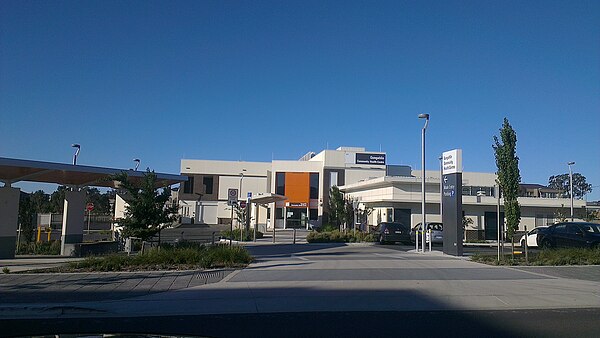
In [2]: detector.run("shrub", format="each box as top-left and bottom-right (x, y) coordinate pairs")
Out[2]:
(16, 241), (61, 255)
(307, 230), (377, 243)
(221, 229), (263, 242)
(472, 247), (600, 266)
(64, 244), (253, 272)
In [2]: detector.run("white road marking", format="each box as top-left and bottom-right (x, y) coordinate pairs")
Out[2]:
(292, 255), (309, 261)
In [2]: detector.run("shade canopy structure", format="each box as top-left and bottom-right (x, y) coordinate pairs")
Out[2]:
(0, 157), (187, 188)
(249, 193), (287, 205)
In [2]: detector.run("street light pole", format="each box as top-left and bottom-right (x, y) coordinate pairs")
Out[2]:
(71, 144), (80, 165)
(239, 169), (247, 235)
(568, 161), (575, 222)
(133, 158), (140, 171)
(418, 113), (430, 253)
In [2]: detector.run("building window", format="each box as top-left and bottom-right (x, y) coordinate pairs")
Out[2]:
(330, 172), (338, 188)
(183, 176), (194, 194)
(462, 186), (494, 197)
(310, 208), (318, 220)
(310, 173), (319, 199)
(275, 208), (283, 219)
(203, 176), (214, 195)
(535, 214), (544, 227)
(276, 172), (285, 195)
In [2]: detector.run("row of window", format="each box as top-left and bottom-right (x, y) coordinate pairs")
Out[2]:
(183, 176), (214, 195)
(462, 186), (495, 197)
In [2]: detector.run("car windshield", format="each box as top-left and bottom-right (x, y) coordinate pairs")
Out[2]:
(581, 223), (600, 233)
(428, 223), (443, 231)
(384, 223), (405, 230)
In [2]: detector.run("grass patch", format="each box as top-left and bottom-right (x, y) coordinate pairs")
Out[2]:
(472, 247), (600, 266)
(307, 230), (377, 243)
(48, 242), (253, 272)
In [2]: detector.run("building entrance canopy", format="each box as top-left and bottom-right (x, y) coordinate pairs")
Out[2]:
(0, 157), (187, 188)
(0, 156), (188, 259)
(249, 193), (287, 205)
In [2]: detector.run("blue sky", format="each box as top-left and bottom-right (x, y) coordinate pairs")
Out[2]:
(1, 0), (599, 200)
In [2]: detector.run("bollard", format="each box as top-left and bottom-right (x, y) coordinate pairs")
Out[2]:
(415, 229), (419, 252)
(524, 226), (529, 264)
(293, 229), (296, 245)
(212, 231), (216, 245)
(428, 229), (432, 252)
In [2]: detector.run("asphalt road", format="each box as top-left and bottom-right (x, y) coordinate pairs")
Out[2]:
(4, 309), (600, 338)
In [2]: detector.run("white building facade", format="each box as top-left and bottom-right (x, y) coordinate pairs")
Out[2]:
(339, 170), (587, 240)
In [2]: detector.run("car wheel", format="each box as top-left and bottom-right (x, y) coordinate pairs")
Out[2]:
(520, 240), (526, 248)
(379, 235), (385, 245)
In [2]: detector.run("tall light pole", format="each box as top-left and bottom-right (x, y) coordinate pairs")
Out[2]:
(239, 169), (247, 230)
(71, 144), (80, 165)
(568, 161), (575, 222)
(418, 113), (429, 252)
(133, 158), (140, 171)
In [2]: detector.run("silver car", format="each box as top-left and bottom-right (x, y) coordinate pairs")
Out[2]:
(411, 222), (443, 244)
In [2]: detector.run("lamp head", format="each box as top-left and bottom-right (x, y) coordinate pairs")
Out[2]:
(71, 144), (80, 149)
(567, 161), (575, 166)
(418, 113), (430, 120)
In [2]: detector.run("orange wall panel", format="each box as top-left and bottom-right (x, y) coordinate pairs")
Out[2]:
(285, 172), (310, 204)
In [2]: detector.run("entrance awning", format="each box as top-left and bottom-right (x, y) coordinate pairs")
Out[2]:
(0, 157), (187, 188)
(250, 193), (287, 205)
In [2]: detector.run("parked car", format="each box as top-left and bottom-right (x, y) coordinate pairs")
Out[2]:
(411, 222), (443, 244)
(374, 222), (411, 244)
(519, 226), (548, 248)
(537, 222), (600, 249)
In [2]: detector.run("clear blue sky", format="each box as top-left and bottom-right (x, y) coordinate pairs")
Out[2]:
(1, 0), (599, 200)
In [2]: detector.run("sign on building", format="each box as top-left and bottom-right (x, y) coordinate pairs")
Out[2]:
(355, 153), (386, 165)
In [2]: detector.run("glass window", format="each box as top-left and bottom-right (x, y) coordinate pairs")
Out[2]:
(275, 208), (283, 219)
(567, 225), (581, 234)
(330, 172), (338, 188)
(276, 172), (285, 195)
(310, 173), (319, 199)
(309, 209), (318, 220)
(535, 214), (545, 227)
(183, 176), (194, 194)
(203, 176), (213, 195)
(554, 224), (567, 233)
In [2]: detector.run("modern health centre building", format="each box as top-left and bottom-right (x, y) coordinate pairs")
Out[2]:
(178, 147), (398, 230)
(177, 146), (586, 239)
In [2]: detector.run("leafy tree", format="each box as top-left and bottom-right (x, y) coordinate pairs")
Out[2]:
(548, 173), (593, 199)
(112, 169), (178, 243)
(327, 186), (345, 229)
(18, 193), (36, 243)
(493, 118), (521, 240)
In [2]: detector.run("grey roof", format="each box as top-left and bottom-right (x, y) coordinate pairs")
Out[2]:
(0, 157), (187, 188)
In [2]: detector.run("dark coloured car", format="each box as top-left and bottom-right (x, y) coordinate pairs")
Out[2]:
(374, 222), (411, 244)
(537, 222), (600, 249)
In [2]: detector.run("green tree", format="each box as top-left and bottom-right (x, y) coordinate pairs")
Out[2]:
(548, 173), (593, 199)
(327, 186), (345, 229)
(493, 118), (521, 240)
(112, 169), (178, 243)
(18, 193), (35, 243)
